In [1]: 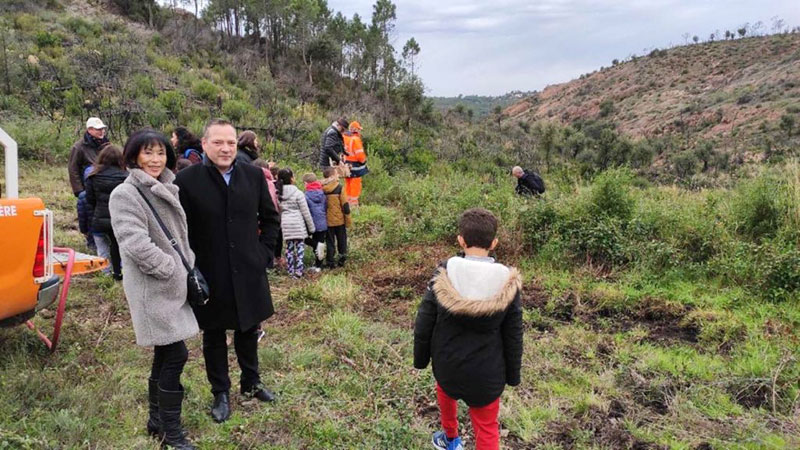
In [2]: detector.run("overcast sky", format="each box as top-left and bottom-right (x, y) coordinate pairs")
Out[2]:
(327, 0), (800, 96)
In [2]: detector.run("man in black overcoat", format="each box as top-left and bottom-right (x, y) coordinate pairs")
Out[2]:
(175, 119), (281, 423)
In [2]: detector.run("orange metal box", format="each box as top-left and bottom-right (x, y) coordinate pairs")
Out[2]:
(0, 197), (45, 321)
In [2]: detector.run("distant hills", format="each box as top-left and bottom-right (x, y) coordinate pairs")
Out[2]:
(429, 91), (535, 118)
(503, 32), (800, 158)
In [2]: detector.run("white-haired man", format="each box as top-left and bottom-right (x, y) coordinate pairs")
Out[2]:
(512, 166), (545, 196)
(68, 117), (109, 250)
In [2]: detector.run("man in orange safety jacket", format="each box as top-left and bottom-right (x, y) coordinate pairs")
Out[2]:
(342, 121), (367, 207)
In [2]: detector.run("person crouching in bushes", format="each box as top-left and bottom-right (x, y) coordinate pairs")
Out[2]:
(109, 129), (199, 450)
(321, 167), (351, 268)
(84, 144), (127, 280)
(413, 208), (523, 450)
(302, 172), (327, 272)
(276, 168), (315, 278)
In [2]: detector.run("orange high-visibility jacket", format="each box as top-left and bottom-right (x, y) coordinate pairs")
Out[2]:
(343, 133), (366, 164)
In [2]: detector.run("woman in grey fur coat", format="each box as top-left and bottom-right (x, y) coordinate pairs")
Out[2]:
(109, 129), (197, 450)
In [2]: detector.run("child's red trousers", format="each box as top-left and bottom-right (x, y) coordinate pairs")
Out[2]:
(436, 383), (500, 450)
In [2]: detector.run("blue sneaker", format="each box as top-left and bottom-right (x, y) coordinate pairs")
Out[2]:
(432, 431), (463, 450)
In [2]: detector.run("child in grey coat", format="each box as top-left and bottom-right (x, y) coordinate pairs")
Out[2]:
(277, 168), (315, 278)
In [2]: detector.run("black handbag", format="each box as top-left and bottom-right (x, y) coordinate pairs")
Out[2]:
(135, 187), (210, 307)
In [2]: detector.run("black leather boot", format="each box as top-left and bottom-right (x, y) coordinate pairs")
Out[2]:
(158, 386), (196, 450)
(147, 378), (161, 437)
(242, 383), (276, 402)
(210, 391), (231, 423)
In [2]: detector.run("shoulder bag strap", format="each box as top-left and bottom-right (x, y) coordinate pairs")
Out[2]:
(134, 186), (192, 272)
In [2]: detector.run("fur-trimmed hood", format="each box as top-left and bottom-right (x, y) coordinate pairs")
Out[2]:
(432, 258), (522, 317)
(321, 176), (340, 191)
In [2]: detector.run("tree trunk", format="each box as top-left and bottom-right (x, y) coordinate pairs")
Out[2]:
(302, 47), (313, 85)
(193, 0), (199, 36)
(145, 2), (154, 28)
(262, 0), (271, 71)
(0, 28), (10, 95)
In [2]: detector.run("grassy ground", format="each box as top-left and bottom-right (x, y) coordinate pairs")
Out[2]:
(1, 162), (799, 449)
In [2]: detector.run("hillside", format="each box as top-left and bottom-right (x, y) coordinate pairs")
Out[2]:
(0, 0), (430, 163)
(505, 33), (800, 158)
(429, 91), (533, 118)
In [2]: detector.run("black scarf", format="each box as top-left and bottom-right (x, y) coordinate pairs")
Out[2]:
(83, 131), (109, 149)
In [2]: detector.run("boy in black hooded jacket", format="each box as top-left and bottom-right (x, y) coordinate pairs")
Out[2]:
(414, 208), (523, 450)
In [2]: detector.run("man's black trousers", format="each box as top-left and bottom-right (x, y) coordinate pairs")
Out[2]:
(202, 326), (260, 394)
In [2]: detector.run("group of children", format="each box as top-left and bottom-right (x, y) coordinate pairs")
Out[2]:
(272, 165), (352, 278)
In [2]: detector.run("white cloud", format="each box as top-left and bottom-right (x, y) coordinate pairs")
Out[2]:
(322, 0), (800, 95)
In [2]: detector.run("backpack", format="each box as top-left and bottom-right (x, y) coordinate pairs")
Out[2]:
(528, 171), (545, 194)
(183, 148), (202, 162)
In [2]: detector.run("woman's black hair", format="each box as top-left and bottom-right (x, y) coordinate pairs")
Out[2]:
(276, 167), (293, 197)
(123, 129), (177, 172)
(173, 126), (203, 156)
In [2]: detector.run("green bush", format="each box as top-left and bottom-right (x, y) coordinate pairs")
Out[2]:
(728, 174), (785, 241)
(191, 79), (220, 102)
(4, 118), (77, 160)
(756, 245), (800, 302)
(221, 99), (251, 123)
(35, 30), (62, 48)
(587, 168), (636, 221)
(13, 13), (39, 32)
(560, 215), (628, 267)
(520, 200), (558, 249)
(126, 74), (156, 99)
(62, 17), (102, 39)
(156, 90), (186, 122)
(150, 52), (181, 75)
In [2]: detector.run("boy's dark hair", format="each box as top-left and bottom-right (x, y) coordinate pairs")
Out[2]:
(252, 158), (269, 169)
(458, 208), (498, 249)
(123, 129), (176, 171)
(322, 167), (336, 178)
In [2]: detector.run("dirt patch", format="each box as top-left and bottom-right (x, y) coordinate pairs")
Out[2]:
(371, 272), (430, 298)
(621, 369), (684, 416)
(518, 283), (700, 345)
(534, 291), (700, 346)
(414, 394), (438, 419)
(627, 297), (699, 345)
(728, 380), (772, 410)
(356, 244), (451, 326)
(541, 405), (665, 449)
(645, 320), (699, 344)
(267, 308), (313, 329)
(520, 281), (549, 310)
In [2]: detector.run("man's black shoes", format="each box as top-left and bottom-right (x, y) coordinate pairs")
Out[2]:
(210, 392), (231, 423)
(242, 383), (276, 402)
